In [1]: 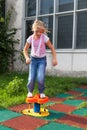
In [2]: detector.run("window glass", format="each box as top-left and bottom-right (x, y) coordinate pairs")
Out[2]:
(25, 0), (36, 17)
(76, 12), (87, 49)
(57, 15), (73, 49)
(39, 0), (54, 15)
(78, 0), (87, 9)
(25, 20), (34, 40)
(39, 16), (53, 43)
(58, 0), (74, 12)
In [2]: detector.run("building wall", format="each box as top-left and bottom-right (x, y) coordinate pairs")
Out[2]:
(6, 0), (87, 77)
(6, 0), (28, 71)
(6, 0), (24, 50)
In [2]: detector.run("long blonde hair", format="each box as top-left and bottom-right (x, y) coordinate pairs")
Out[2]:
(32, 20), (49, 34)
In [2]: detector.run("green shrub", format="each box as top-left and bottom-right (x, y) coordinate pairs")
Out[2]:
(77, 101), (87, 109)
(6, 76), (25, 96)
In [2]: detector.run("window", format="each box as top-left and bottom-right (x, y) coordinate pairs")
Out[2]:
(25, 0), (36, 17)
(76, 11), (87, 49)
(25, 20), (34, 39)
(24, 0), (87, 50)
(57, 15), (73, 49)
(39, 0), (54, 15)
(78, 0), (87, 9)
(58, 0), (74, 12)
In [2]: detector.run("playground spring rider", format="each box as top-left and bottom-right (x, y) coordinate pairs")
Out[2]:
(22, 94), (49, 117)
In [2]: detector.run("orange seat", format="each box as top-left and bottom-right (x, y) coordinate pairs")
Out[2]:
(26, 97), (37, 103)
(26, 94), (48, 104)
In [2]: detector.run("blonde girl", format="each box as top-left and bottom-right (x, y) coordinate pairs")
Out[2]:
(23, 20), (58, 98)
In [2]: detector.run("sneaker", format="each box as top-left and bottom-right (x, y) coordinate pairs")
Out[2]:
(27, 92), (33, 98)
(40, 93), (46, 98)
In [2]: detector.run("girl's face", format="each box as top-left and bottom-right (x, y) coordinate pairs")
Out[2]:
(34, 28), (43, 38)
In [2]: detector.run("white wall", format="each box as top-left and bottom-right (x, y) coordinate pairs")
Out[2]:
(46, 51), (87, 77)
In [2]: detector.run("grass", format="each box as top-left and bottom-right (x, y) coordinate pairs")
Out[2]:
(0, 72), (87, 108)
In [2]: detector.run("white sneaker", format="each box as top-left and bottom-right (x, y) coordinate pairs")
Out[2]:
(40, 93), (46, 98)
(27, 92), (33, 98)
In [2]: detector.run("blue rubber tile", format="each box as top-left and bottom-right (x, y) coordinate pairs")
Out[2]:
(0, 109), (22, 122)
(63, 99), (84, 106)
(40, 109), (65, 121)
(72, 108), (87, 116)
(74, 88), (87, 93)
(56, 93), (72, 98)
(0, 125), (13, 130)
(36, 122), (84, 130)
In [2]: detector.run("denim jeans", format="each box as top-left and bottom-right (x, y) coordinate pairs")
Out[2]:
(27, 56), (47, 93)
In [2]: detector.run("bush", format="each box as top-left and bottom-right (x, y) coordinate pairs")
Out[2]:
(6, 76), (25, 97)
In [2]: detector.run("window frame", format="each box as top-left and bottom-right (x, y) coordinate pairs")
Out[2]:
(23, 0), (87, 51)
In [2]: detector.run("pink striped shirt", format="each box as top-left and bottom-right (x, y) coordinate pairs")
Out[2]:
(27, 34), (49, 58)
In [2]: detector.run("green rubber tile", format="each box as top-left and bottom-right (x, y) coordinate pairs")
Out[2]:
(56, 93), (72, 98)
(36, 122), (83, 130)
(82, 93), (87, 97)
(63, 99), (84, 106)
(45, 101), (56, 107)
(0, 125), (13, 130)
(74, 88), (87, 93)
(0, 109), (22, 122)
(40, 109), (65, 121)
(72, 108), (87, 116)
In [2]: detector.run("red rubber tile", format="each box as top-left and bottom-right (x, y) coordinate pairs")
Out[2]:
(76, 96), (87, 100)
(49, 97), (65, 102)
(66, 90), (83, 95)
(9, 104), (28, 112)
(80, 86), (87, 89)
(48, 103), (76, 113)
(57, 114), (87, 129)
(2, 115), (48, 130)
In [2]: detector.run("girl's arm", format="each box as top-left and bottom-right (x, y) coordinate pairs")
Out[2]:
(46, 40), (58, 66)
(23, 42), (31, 64)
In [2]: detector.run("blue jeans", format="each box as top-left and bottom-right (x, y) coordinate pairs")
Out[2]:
(27, 56), (47, 93)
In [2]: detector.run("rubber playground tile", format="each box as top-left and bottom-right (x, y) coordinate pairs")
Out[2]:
(36, 122), (84, 130)
(48, 103), (76, 113)
(57, 114), (87, 129)
(2, 115), (48, 130)
(0, 125), (13, 130)
(63, 99), (84, 106)
(39, 109), (65, 121)
(72, 107), (87, 116)
(74, 88), (87, 93)
(0, 109), (22, 122)
(66, 90), (83, 95)
(82, 93), (87, 97)
(76, 96), (87, 100)
(56, 93), (72, 98)
(80, 85), (87, 89)
(45, 101), (57, 107)
(49, 97), (66, 102)
(9, 103), (28, 113)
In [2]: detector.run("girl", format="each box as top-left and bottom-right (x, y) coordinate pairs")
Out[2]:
(23, 20), (58, 98)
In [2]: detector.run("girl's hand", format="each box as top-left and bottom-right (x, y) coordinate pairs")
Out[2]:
(52, 59), (58, 66)
(26, 57), (31, 64)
